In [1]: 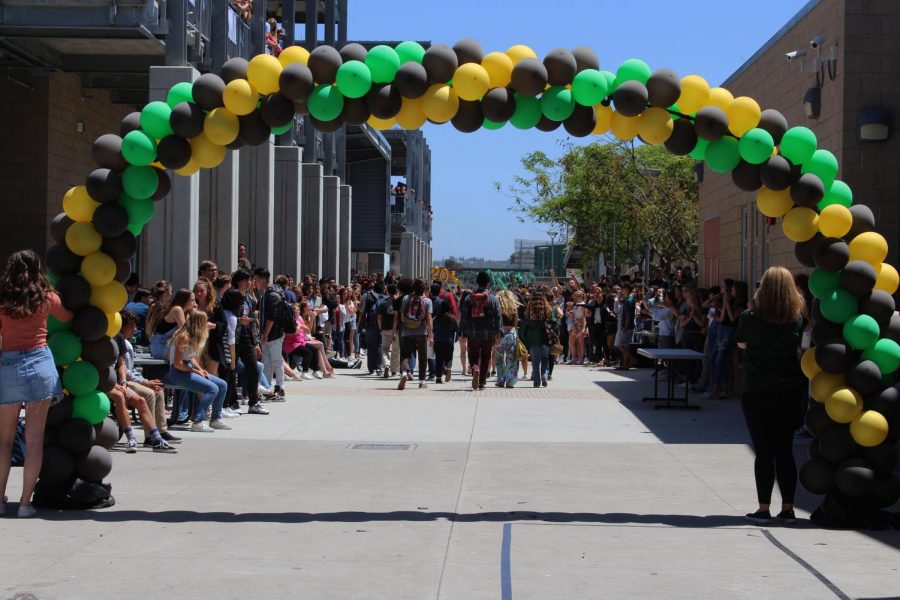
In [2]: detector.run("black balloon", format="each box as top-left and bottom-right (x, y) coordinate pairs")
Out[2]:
(41, 446), (76, 485)
(341, 97), (370, 125)
(92, 203), (129, 238)
(799, 457), (835, 495)
(510, 57), (548, 96)
(571, 46), (600, 72)
(859, 290), (895, 329)
(731, 160), (762, 192)
(260, 93), (296, 128)
(807, 438), (820, 460)
(451, 100), (484, 133)
(170, 101), (205, 139)
(818, 426), (858, 464)
(226, 137), (246, 150)
(846, 360), (883, 397)
(97, 366), (117, 393)
(563, 103), (596, 137)
(50, 213), (74, 245)
(790, 173), (825, 208)
(543, 48), (577, 86)
(646, 68), (681, 108)
(81, 337), (118, 371)
(758, 108), (788, 145)
(835, 458), (876, 498)
(309, 116), (344, 133)
(664, 119), (698, 156)
(114, 260), (132, 284)
(612, 80), (648, 117)
(157, 135), (192, 170)
(884, 315), (900, 345)
(452, 38), (483, 65)
(46, 244), (83, 276)
(308, 45), (343, 84)
(59, 418), (96, 456)
(367, 83), (402, 119)
(794, 233), (823, 268)
(872, 474), (900, 507)
(811, 317), (843, 347)
(279, 62), (315, 102)
(75, 445), (113, 481)
(760, 155), (794, 191)
(339, 42), (368, 63)
(862, 442), (897, 474)
(535, 115), (562, 132)
(815, 339), (857, 373)
(847, 204), (876, 239)
(152, 168), (170, 201)
(71, 307), (108, 342)
(94, 417), (120, 450)
(119, 111), (142, 137)
(86, 168), (122, 203)
(804, 403), (834, 437)
(394, 62), (429, 99)
(220, 57), (249, 83)
(481, 87), (517, 122)
(694, 106), (729, 141)
(56, 275), (91, 311)
(423, 44), (458, 85)
(813, 237), (850, 272)
(101, 231), (138, 262)
(193, 73), (225, 110)
(47, 396), (74, 428)
(840, 260), (877, 296)
(91, 134), (128, 172)
(238, 111), (271, 146)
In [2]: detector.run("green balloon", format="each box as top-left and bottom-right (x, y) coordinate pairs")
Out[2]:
(307, 85), (345, 121)
(140, 101), (174, 139)
(510, 94), (542, 129)
(541, 86), (576, 122)
(72, 390), (110, 425)
(121, 166), (158, 200)
(819, 179), (853, 210)
(843, 314), (881, 350)
(166, 82), (194, 109)
(49, 331), (82, 366)
(705, 137), (741, 173)
(395, 41), (426, 64)
(271, 122), (293, 135)
(779, 126), (817, 165)
(47, 314), (71, 335)
(599, 70), (617, 93)
(63, 361), (100, 397)
(119, 194), (155, 226)
(127, 222), (143, 237)
(863, 338), (900, 375)
(802, 149), (839, 189)
(483, 119), (506, 130)
(335, 60), (373, 99)
(571, 69), (608, 107)
(689, 137), (710, 160)
(809, 268), (841, 299)
(820, 288), (857, 324)
(616, 58), (652, 85)
(121, 130), (157, 166)
(366, 45), (401, 84)
(738, 128), (775, 164)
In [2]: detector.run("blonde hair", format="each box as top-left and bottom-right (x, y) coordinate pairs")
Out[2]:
(497, 289), (521, 320)
(168, 310), (210, 357)
(753, 266), (805, 324)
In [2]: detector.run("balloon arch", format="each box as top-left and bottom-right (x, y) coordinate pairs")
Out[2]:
(42, 39), (900, 519)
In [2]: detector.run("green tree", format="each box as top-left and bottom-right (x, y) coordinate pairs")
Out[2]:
(443, 257), (463, 271)
(500, 139), (699, 273)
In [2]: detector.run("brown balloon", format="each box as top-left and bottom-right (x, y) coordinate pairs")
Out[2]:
(511, 58), (548, 97)
(279, 62), (315, 102)
(308, 45), (343, 84)
(731, 160), (763, 192)
(646, 68), (681, 108)
(571, 46), (600, 72)
(367, 83), (402, 119)
(664, 119), (698, 155)
(535, 114), (561, 132)
(452, 38), (483, 65)
(193, 73), (226, 111)
(341, 97), (370, 125)
(694, 106), (729, 141)
(423, 44), (458, 85)
(543, 48), (577, 86)
(119, 112), (142, 137)
(481, 87), (517, 123)
(451, 100), (484, 133)
(221, 57), (249, 83)
(339, 43), (368, 63)
(91, 134), (128, 172)
(563, 103), (596, 137)
(612, 80), (648, 117)
(394, 62), (429, 99)
(309, 115), (344, 133)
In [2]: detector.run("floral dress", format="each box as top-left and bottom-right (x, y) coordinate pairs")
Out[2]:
(494, 316), (520, 386)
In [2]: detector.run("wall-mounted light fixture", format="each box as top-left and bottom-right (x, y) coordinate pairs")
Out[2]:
(76, 121), (85, 133)
(693, 162), (704, 185)
(856, 107), (891, 142)
(803, 87), (821, 119)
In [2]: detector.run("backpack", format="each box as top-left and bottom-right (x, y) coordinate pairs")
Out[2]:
(402, 295), (426, 331)
(364, 292), (380, 327)
(469, 291), (490, 320)
(270, 289), (297, 335)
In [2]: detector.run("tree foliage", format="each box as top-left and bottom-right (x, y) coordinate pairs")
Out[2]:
(500, 139), (699, 272)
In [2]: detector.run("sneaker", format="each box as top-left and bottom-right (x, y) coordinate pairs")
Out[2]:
(541, 379), (548, 387)
(495, 382), (505, 388)
(152, 440), (178, 453)
(776, 509), (797, 524)
(209, 419), (232, 430)
(126, 437), (138, 453)
(161, 431), (182, 444)
(435, 379), (443, 384)
(445, 368), (452, 382)
(301, 372), (314, 380)
(745, 509), (772, 524)
(505, 381), (515, 388)
(375, 369), (383, 376)
(353, 359), (363, 369)
(314, 371), (324, 379)
(275, 386), (286, 397)
(398, 374), (408, 391)
(471, 367), (480, 391)
(225, 408), (242, 417)
(17, 505), (37, 518)
(143, 438), (155, 448)
(419, 381), (427, 389)
(248, 404), (270, 415)
(269, 393), (287, 403)
(383, 369), (390, 379)
(191, 421), (215, 432)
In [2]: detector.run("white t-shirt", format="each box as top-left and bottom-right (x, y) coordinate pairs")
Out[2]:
(651, 306), (674, 337)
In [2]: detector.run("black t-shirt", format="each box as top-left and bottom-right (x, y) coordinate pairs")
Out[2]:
(735, 310), (803, 392)
(260, 287), (284, 341)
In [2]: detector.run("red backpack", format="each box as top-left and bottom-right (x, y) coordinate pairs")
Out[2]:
(470, 291), (489, 320)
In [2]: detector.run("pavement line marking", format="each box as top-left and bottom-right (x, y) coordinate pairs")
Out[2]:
(761, 530), (851, 600)
(501, 522), (513, 600)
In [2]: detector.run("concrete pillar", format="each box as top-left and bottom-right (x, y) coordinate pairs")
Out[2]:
(301, 163), (323, 279)
(400, 232), (416, 277)
(419, 239), (426, 278)
(145, 66), (199, 290)
(198, 150), (239, 271)
(239, 139), (275, 271)
(274, 146), (303, 277)
(322, 175), (340, 280)
(339, 184), (352, 285)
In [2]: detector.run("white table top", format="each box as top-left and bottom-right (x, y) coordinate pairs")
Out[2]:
(134, 356), (167, 366)
(637, 348), (705, 360)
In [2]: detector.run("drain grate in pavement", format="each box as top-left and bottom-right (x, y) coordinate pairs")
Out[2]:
(349, 443), (416, 451)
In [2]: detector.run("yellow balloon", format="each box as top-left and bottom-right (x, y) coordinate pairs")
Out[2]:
(65, 222), (102, 257)
(677, 75), (710, 115)
(453, 63), (490, 101)
(279, 45), (310, 67)
(175, 156), (201, 176)
(825, 387), (863, 424)
(800, 347), (822, 380)
(482, 51), (513, 88)
(63, 186), (100, 223)
(637, 107), (673, 144)
(726, 96), (761, 136)
(875, 262), (900, 295)
(782, 207), (819, 242)
(248, 53), (283, 95)
(203, 107), (240, 146)
(610, 111), (640, 140)
(81, 252), (117, 287)
(818, 204), (853, 238)
(811, 371), (845, 403)
(90, 280), (127, 314)
(707, 87), (734, 111)
(191, 133), (227, 169)
(367, 115), (396, 130)
(848, 231), (888, 266)
(756, 187), (793, 218)
(593, 104), (613, 134)
(105, 310), (122, 338)
(422, 84), (459, 123)
(395, 97), (427, 130)
(506, 45), (538, 65)
(850, 410), (889, 447)
(223, 79), (260, 116)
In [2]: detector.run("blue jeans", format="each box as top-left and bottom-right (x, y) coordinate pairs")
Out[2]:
(164, 369), (227, 421)
(712, 325), (735, 387)
(149, 329), (175, 360)
(530, 344), (549, 387)
(334, 326), (346, 357)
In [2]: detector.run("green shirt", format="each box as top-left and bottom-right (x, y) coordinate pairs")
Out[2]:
(734, 309), (803, 393)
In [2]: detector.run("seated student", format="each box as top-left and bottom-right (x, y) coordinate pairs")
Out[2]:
(283, 302), (318, 379)
(146, 288), (196, 360)
(124, 288), (151, 340)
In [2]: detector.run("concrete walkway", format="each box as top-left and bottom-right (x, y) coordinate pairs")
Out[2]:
(2, 364), (898, 599)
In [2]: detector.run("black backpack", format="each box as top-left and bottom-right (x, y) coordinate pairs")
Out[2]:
(270, 289), (297, 335)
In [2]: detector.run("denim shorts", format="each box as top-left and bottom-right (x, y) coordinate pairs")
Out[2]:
(0, 345), (63, 405)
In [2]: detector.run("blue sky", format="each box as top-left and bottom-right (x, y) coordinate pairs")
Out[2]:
(348, 0), (813, 260)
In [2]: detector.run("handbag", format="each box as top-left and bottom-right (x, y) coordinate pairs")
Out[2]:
(550, 342), (564, 356)
(515, 337), (529, 360)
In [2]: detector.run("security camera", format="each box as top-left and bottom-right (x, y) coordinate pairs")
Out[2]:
(810, 35), (825, 49)
(785, 49), (807, 61)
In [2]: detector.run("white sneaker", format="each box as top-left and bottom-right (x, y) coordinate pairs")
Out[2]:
(418, 381), (427, 389)
(209, 419), (232, 430)
(302, 372), (314, 380)
(248, 404), (270, 415)
(313, 371), (323, 379)
(222, 408), (241, 418)
(191, 421), (215, 433)
(17, 505), (37, 518)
